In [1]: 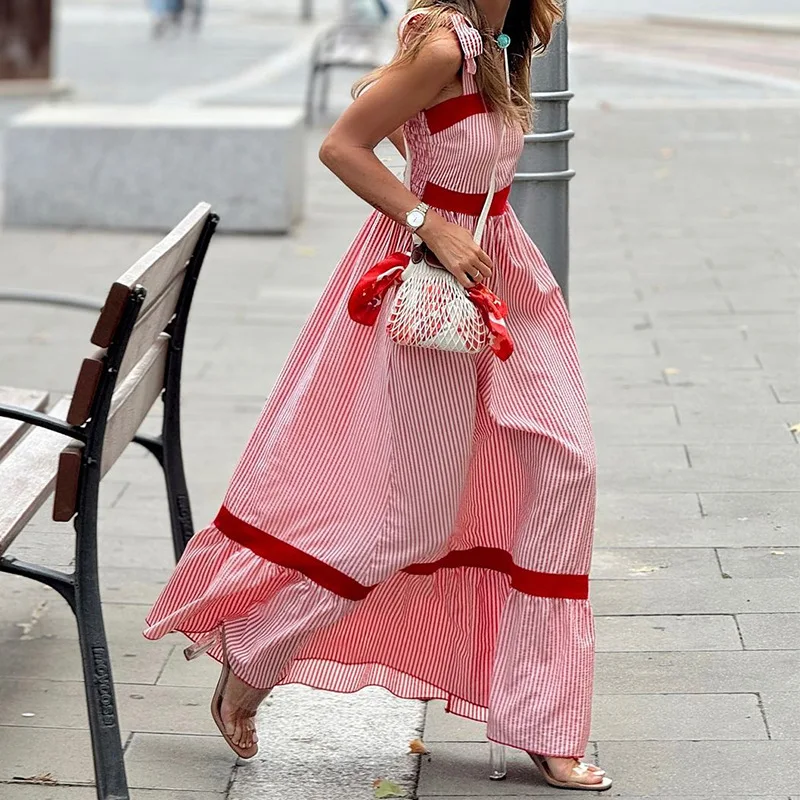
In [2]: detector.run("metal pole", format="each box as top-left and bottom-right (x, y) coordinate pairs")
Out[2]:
(510, 3), (574, 304)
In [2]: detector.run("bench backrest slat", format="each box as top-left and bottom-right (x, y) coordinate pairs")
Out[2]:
(0, 388), (50, 458)
(66, 204), (210, 427)
(90, 203), (210, 348)
(53, 335), (171, 521)
(66, 269), (185, 427)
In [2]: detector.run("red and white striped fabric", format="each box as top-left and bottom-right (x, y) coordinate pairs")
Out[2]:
(145, 10), (598, 760)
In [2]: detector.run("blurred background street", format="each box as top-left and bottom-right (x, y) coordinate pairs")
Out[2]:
(1, 0), (799, 798)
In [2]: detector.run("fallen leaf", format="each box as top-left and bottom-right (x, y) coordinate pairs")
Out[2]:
(659, 147), (674, 159)
(373, 778), (405, 798)
(655, 166), (671, 180)
(770, 550), (785, 556)
(789, 423), (800, 434)
(13, 774), (58, 785)
(664, 367), (680, 376)
(629, 564), (667, 574)
(409, 738), (429, 755)
(295, 245), (317, 257)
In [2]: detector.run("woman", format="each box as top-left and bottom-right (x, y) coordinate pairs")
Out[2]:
(145, 0), (611, 791)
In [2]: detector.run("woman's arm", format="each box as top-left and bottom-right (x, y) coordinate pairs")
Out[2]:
(319, 30), (493, 287)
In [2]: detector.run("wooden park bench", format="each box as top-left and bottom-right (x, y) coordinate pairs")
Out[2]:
(0, 203), (218, 800)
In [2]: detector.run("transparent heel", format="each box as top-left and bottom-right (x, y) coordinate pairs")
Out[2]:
(184, 630), (221, 661)
(489, 742), (507, 781)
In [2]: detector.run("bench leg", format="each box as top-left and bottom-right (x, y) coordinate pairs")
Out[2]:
(73, 504), (131, 800)
(133, 432), (193, 562)
(76, 588), (131, 800)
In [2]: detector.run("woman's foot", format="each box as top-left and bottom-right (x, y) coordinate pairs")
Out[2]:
(545, 757), (606, 784)
(528, 752), (612, 791)
(218, 670), (269, 753)
(210, 659), (271, 759)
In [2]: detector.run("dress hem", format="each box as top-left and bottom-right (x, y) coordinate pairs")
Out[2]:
(142, 622), (586, 760)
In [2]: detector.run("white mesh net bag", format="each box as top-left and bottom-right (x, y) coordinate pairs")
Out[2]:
(386, 247), (489, 353)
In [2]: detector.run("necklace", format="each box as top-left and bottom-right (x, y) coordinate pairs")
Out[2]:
(495, 32), (511, 49)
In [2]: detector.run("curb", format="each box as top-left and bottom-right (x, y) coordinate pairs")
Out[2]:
(647, 13), (800, 36)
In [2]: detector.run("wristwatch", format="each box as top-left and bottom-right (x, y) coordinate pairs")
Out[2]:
(405, 202), (429, 234)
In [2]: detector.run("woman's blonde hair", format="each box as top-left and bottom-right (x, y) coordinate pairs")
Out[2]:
(352, 0), (563, 130)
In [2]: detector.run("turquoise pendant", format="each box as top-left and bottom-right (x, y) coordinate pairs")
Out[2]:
(496, 32), (511, 49)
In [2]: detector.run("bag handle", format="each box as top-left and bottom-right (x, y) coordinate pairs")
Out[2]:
(402, 44), (510, 249)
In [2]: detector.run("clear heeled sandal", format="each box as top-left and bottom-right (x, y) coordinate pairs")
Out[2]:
(184, 629), (269, 760)
(489, 743), (612, 792)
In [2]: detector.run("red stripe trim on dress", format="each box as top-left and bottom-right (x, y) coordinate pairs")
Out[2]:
(215, 506), (373, 601)
(425, 92), (488, 134)
(215, 507), (589, 601)
(422, 182), (510, 217)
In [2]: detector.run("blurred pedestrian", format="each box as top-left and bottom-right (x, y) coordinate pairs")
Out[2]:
(144, 0), (612, 793)
(149, 0), (185, 38)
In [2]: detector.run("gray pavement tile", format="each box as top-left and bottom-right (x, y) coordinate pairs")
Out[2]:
(594, 740), (800, 795)
(100, 567), (173, 605)
(589, 548), (719, 581)
(716, 546), (800, 579)
(594, 614), (741, 652)
(125, 733), (235, 792)
(594, 516), (795, 548)
(21, 602), (151, 645)
(581, 356), (668, 387)
(589, 403), (681, 445)
(0, 788), (98, 800)
(576, 333), (657, 357)
(595, 490), (701, 521)
(673, 404), (799, 445)
(737, 613), (800, 650)
(156, 645), (221, 689)
(424, 702), (487, 743)
(596, 444), (690, 493)
(592, 692), (767, 741)
(760, 692), (800, 740)
(0, 726), (97, 785)
(417, 742), (583, 796)
(726, 289), (800, 314)
(681, 444), (800, 492)
(654, 340), (762, 371)
(0, 679), (217, 736)
(0, 638), (173, 684)
(595, 650), (800, 695)
(772, 379), (800, 403)
(591, 577), (800, 615)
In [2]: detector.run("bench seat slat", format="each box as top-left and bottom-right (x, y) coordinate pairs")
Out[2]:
(0, 397), (72, 555)
(0, 387), (50, 458)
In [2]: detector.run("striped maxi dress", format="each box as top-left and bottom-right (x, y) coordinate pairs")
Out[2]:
(145, 10), (598, 760)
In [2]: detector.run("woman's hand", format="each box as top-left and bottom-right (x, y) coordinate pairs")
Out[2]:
(418, 214), (493, 289)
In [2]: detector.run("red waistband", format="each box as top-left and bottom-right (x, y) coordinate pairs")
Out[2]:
(421, 182), (510, 217)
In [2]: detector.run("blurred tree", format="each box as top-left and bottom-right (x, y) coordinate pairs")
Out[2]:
(0, 0), (52, 80)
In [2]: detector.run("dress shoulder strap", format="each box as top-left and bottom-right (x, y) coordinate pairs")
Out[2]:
(397, 9), (484, 77)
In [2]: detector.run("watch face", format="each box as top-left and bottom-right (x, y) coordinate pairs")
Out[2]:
(407, 210), (425, 228)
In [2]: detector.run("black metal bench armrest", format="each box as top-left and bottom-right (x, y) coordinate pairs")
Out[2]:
(0, 404), (87, 442)
(0, 290), (104, 313)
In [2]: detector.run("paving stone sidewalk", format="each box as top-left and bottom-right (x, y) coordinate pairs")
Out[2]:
(1, 104), (799, 800)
